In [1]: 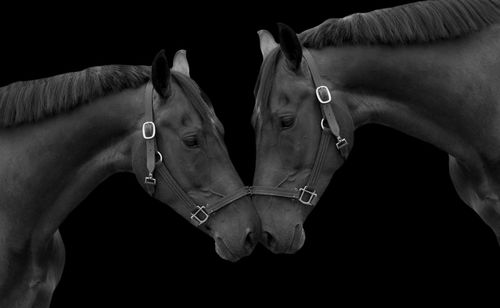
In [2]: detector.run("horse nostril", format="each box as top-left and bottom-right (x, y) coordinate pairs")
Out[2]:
(262, 231), (276, 249)
(244, 230), (257, 252)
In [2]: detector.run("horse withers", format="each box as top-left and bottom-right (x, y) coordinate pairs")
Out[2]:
(252, 0), (500, 253)
(0, 50), (260, 307)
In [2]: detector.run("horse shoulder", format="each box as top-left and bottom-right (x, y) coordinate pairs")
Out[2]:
(0, 229), (65, 308)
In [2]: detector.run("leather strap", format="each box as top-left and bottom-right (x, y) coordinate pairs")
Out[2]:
(155, 165), (196, 207)
(141, 81), (251, 226)
(306, 130), (332, 190)
(250, 134), (331, 206)
(205, 186), (253, 214)
(250, 48), (350, 206)
(303, 49), (349, 159)
(302, 49), (340, 136)
(250, 186), (301, 199)
(144, 82), (157, 196)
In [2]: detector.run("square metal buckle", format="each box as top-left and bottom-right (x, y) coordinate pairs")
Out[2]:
(298, 186), (317, 206)
(316, 86), (332, 104)
(144, 175), (156, 185)
(336, 137), (348, 150)
(142, 121), (156, 140)
(191, 205), (209, 225)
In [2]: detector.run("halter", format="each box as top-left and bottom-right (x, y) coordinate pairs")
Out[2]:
(142, 82), (251, 226)
(250, 49), (350, 206)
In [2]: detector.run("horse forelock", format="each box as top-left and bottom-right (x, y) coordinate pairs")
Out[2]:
(252, 48), (282, 129)
(171, 72), (225, 137)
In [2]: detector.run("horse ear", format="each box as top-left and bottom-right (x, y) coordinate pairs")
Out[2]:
(258, 29), (278, 59)
(277, 23), (302, 71)
(151, 49), (172, 98)
(172, 49), (190, 77)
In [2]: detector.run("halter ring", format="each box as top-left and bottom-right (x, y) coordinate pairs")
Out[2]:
(155, 151), (163, 164)
(320, 118), (330, 131)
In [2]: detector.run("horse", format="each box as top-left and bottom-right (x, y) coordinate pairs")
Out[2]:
(0, 49), (260, 307)
(251, 0), (500, 254)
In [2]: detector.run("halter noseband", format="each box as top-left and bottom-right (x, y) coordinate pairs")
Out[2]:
(250, 49), (350, 206)
(142, 82), (251, 226)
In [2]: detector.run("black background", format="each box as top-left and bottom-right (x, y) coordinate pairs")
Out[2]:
(2, 1), (500, 305)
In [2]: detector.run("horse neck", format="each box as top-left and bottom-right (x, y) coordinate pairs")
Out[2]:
(1, 85), (145, 243)
(313, 28), (500, 163)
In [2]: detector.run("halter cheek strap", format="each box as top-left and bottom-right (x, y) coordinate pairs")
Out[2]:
(250, 49), (351, 206)
(143, 82), (158, 195)
(302, 49), (349, 158)
(141, 81), (251, 226)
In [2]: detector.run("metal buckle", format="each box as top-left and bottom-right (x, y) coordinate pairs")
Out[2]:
(336, 136), (348, 150)
(144, 173), (156, 185)
(142, 121), (156, 140)
(298, 186), (317, 206)
(191, 205), (209, 225)
(316, 86), (332, 104)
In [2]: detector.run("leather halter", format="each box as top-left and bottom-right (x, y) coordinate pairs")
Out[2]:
(142, 82), (251, 226)
(250, 49), (350, 206)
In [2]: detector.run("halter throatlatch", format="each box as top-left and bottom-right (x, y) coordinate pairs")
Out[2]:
(250, 48), (350, 206)
(141, 82), (251, 226)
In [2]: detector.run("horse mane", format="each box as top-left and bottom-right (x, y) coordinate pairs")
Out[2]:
(299, 0), (500, 47)
(0, 65), (151, 128)
(253, 0), (500, 123)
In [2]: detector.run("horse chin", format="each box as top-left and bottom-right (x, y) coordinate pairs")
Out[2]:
(214, 238), (243, 262)
(288, 225), (306, 253)
(263, 224), (306, 254)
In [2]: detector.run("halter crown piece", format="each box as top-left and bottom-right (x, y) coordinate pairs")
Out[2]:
(141, 82), (251, 226)
(250, 49), (350, 206)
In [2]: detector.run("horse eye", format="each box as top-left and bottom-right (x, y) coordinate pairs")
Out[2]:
(280, 116), (296, 129)
(183, 135), (200, 148)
